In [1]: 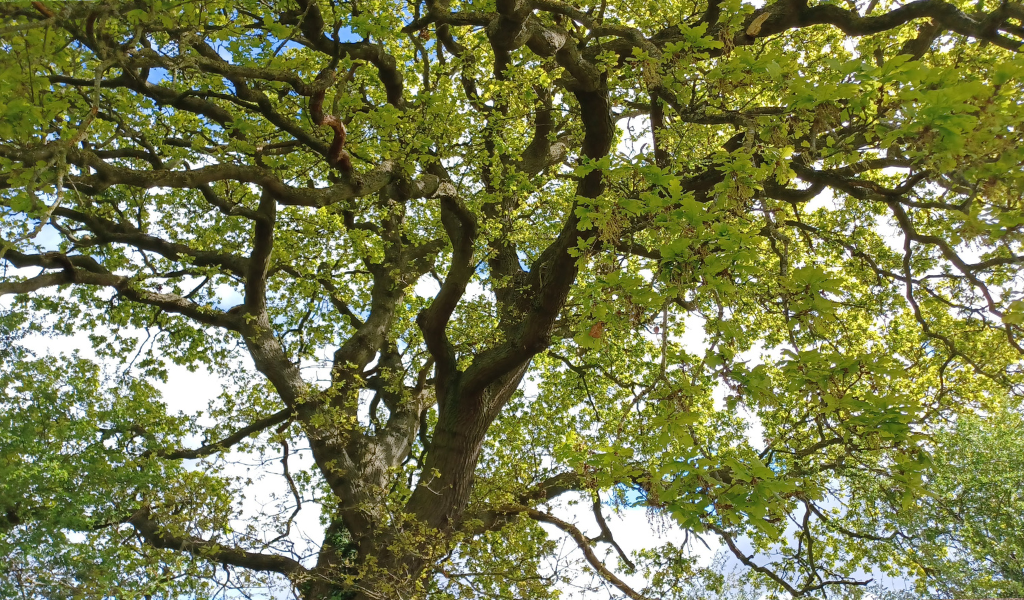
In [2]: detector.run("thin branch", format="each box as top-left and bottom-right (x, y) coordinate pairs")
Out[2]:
(589, 495), (636, 570)
(707, 523), (872, 596)
(527, 508), (653, 600)
(157, 408), (292, 460)
(127, 507), (307, 576)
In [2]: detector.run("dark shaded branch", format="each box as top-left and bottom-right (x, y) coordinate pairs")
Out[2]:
(127, 507), (306, 576)
(461, 472), (585, 535)
(71, 73), (237, 126)
(417, 166), (478, 403)
(519, 91), (570, 175)
(649, 0), (1024, 54)
(804, 502), (900, 542)
(460, 87), (613, 400)
(243, 189), (276, 314)
(197, 183), (261, 220)
(157, 408), (292, 460)
(590, 496), (636, 570)
(0, 271), (69, 295)
(707, 523), (872, 596)
(51, 207), (249, 276)
(0, 144), (430, 209)
(527, 509), (652, 600)
(284, 0), (407, 108)
(1, 250), (240, 330)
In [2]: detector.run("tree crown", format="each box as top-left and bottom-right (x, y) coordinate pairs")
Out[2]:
(1, 0), (1023, 597)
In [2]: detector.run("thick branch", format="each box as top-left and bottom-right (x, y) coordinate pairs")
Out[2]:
(284, 0), (406, 108)
(417, 167), (478, 403)
(243, 189), (276, 314)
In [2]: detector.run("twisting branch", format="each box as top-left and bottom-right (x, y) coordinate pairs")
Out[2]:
(127, 507), (307, 577)
(463, 470), (587, 532)
(308, 69), (354, 173)
(417, 164), (478, 403)
(284, 0), (407, 108)
(526, 508), (653, 600)
(590, 496), (636, 570)
(198, 183), (261, 220)
(51, 206), (249, 276)
(268, 433), (303, 546)
(791, 163), (1022, 353)
(0, 250), (241, 330)
(804, 501), (901, 543)
(242, 189), (277, 315)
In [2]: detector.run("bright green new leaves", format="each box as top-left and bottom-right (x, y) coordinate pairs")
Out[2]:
(0, 349), (233, 599)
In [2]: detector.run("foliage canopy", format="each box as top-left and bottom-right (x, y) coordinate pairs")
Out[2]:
(2, 0), (1024, 597)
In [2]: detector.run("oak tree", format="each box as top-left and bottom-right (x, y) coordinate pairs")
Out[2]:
(2, 0), (1024, 597)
